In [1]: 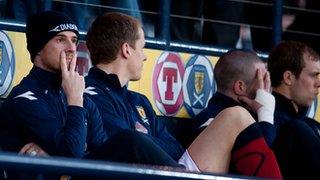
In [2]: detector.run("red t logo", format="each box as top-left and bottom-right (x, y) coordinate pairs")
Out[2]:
(163, 68), (177, 100)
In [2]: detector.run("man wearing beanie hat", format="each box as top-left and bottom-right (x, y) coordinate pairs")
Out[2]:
(0, 11), (187, 170)
(0, 10), (106, 158)
(26, 11), (79, 62)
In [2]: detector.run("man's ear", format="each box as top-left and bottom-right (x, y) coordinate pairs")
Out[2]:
(121, 42), (131, 59)
(233, 80), (246, 96)
(283, 70), (295, 86)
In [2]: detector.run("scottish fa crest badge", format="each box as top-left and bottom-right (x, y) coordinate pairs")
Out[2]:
(136, 106), (149, 125)
(183, 55), (216, 117)
(194, 71), (204, 95)
(0, 31), (15, 97)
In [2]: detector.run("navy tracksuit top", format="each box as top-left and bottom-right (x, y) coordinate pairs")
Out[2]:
(85, 67), (184, 161)
(272, 92), (320, 178)
(0, 66), (107, 158)
(272, 91), (307, 134)
(273, 91), (320, 138)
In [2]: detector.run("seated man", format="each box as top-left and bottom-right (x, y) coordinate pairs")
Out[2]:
(268, 40), (320, 178)
(85, 12), (282, 178)
(191, 50), (275, 147)
(0, 10), (106, 158)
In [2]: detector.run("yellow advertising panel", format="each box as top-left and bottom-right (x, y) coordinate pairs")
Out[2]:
(0, 31), (32, 97)
(128, 50), (219, 118)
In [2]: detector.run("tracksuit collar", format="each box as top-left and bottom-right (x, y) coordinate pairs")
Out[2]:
(88, 67), (125, 90)
(272, 91), (308, 119)
(29, 66), (61, 89)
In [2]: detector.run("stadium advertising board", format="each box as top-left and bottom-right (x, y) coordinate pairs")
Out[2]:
(2, 30), (320, 120)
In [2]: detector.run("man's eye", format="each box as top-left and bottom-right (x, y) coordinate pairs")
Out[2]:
(57, 38), (64, 42)
(72, 39), (78, 44)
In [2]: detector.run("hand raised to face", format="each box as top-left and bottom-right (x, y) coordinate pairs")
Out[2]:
(60, 51), (84, 107)
(238, 68), (275, 123)
(238, 68), (272, 113)
(257, 68), (271, 93)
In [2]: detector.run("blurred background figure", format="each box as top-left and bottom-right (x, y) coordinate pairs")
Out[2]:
(5, 0), (52, 22)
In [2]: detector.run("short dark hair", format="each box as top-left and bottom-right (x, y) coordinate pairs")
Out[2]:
(268, 41), (320, 87)
(86, 12), (140, 66)
(214, 50), (263, 92)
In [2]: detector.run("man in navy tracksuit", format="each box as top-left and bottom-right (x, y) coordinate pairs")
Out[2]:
(268, 41), (320, 178)
(85, 12), (281, 178)
(192, 50), (275, 147)
(0, 11), (181, 168)
(85, 67), (184, 161)
(0, 10), (106, 158)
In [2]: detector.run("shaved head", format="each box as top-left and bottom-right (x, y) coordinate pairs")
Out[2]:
(214, 50), (263, 92)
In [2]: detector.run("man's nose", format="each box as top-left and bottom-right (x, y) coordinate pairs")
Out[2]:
(315, 77), (320, 88)
(65, 39), (77, 51)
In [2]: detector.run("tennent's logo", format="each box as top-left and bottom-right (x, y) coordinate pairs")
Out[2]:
(152, 52), (184, 116)
(183, 55), (216, 117)
(0, 31), (15, 97)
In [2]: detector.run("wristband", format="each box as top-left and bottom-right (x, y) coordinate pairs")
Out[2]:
(255, 89), (275, 124)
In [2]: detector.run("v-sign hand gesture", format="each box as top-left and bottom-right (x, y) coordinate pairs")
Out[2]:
(60, 51), (84, 107)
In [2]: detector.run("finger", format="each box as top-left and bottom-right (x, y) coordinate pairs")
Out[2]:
(264, 71), (271, 92)
(257, 68), (264, 89)
(60, 51), (68, 77)
(32, 144), (48, 157)
(26, 149), (36, 156)
(19, 143), (30, 154)
(75, 65), (79, 73)
(238, 96), (253, 106)
(19, 143), (33, 154)
(37, 149), (49, 157)
(69, 52), (77, 72)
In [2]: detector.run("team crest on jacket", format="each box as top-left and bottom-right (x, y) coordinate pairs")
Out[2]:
(152, 52), (184, 116)
(136, 106), (149, 125)
(0, 31), (15, 97)
(183, 55), (216, 117)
